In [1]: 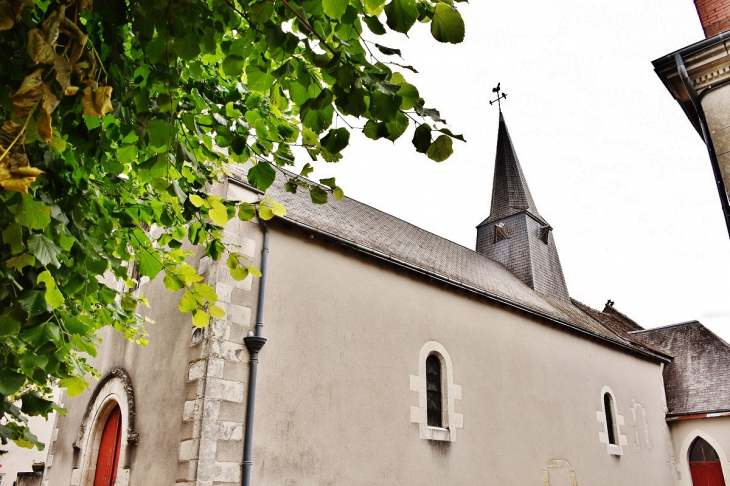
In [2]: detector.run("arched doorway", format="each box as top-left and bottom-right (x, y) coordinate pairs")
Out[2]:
(93, 404), (122, 486)
(690, 436), (726, 486)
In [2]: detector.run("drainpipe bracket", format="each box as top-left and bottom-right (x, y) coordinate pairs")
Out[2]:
(244, 336), (267, 353)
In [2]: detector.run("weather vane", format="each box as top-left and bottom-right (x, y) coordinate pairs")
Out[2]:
(489, 83), (507, 111)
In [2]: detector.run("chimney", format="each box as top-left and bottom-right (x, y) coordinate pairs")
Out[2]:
(694, 0), (730, 37)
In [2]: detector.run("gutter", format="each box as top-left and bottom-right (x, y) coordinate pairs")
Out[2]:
(241, 215), (269, 486)
(674, 52), (730, 238)
(666, 410), (730, 422)
(225, 178), (671, 364)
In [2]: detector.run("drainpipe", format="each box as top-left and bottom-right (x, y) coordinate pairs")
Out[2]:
(674, 52), (730, 239)
(241, 215), (269, 486)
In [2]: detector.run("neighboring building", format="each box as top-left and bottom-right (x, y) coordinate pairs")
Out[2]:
(39, 113), (730, 486)
(653, 0), (730, 237)
(0, 411), (55, 485)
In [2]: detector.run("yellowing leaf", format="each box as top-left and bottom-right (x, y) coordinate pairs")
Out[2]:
(189, 194), (205, 207)
(81, 86), (113, 117)
(192, 310), (210, 328)
(209, 200), (229, 226)
(258, 205), (274, 220)
(37, 270), (64, 308)
(271, 202), (286, 217)
(208, 305), (226, 318)
(12, 69), (44, 118)
(6, 253), (34, 271)
(59, 377), (88, 397)
(37, 83), (59, 143)
(0, 164), (44, 193)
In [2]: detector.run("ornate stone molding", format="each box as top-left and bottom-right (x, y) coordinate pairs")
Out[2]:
(73, 368), (138, 449)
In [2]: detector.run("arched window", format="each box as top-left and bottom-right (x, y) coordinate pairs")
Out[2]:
(409, 342), (463, 441)
(93, 404), (123, 486)
(603, 393), (617, 445)
(426, 355), (442, 427)
(689, 437), (726, 485)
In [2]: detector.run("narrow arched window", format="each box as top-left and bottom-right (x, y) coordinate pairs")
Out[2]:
(426, 355), (442, 427)
(94, 404), (123, 486)
(604, 393), (617, 445)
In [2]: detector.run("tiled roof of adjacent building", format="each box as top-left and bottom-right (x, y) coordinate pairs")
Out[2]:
(226, 165), (668, 362)
(632, 322), (730, 416)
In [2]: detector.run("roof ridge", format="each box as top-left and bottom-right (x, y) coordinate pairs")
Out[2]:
(630, 320), (702, 333)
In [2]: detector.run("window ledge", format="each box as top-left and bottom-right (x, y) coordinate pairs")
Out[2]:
(421, 425), (452, 442)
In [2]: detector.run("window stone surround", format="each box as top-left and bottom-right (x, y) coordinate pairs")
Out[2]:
(410, 341), (463, 442)
(596, 386), (627, 456)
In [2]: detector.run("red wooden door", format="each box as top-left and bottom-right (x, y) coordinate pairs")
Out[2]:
(93, 405), (122, 486)
(690, 462), (725, 486)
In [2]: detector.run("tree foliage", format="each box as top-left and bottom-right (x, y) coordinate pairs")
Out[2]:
(0, 0), (466, 451)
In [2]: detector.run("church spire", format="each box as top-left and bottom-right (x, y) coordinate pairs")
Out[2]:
(482, 112), (544, 225)
(476, 111), (570, 301)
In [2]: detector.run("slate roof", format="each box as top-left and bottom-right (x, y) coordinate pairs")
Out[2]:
(632, 322), (730, 415)
(226, 165), (667, 361)
(480, 113), (546, 226)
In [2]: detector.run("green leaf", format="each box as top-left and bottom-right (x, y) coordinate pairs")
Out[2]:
(246, 65), (275, 93)
(426, 134), (453, 162)
(230, 266), (249, 281)
(0, 315), (21, 337)
(27, 234), (62, 267)
(321, 128), (350, 154)
(192, 310), (210, 328)
(2, 223), (24, 254)
(64, 316), (89, 335)
(310, 186), (329, 204)
(301, 163), (314, 177)
(59, 377), (88, 397)
(209, 305), (226, 318)
(117, 145), (138, 164)
(194, 283), (218, 303)
(333, 187), (344, 200)
(0, 369), (26, 395)
(19, 353), (48, 374)
(430, 3), (465, 44)
(178, 292), (199, 313)
(146, 119), (170, 150)
(323, 0), (348, 19)
(20, 321), (60, 345)
(364, 15), (387, 34)
(175, 32), (201, 61)
(369, 92), (402, 122)
(250, 1), (274, 22)
(209, 200), (229, 226)
(7, 253), (35, 272)
(238, 203), (256, 221)
(363, 120), (390, 140)
(15, 194), (51, 230)
(247, 162), (276, 191)
(384, 0), (418, 33)
(222, 55), (245, 77)
(248, 266), (262, 277)
(412, 123), (432, 153)
(50, 132), (66, 153)
(397, 82), (420, 110)
(19, 291), (50, 316)
(136, 251), (164, 279)
(363, 0), (386, 15)
(385, 111), (409, 141)
(21, 393), (55, 416)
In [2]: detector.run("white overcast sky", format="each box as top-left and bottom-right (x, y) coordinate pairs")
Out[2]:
(292, 0), (730, 341)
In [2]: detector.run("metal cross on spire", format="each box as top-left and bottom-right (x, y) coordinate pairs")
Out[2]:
(489, 83), (507, 111)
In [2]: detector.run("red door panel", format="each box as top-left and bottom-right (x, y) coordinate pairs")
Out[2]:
(690, 462), (725, 486)
(94, 405), (122, 486)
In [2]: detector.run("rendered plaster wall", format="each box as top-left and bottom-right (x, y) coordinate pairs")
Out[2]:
(669, 416), (730, 486)
(44, 246), (208, 485)
(244, 221), (675, 486)
(701, 86), (730, 203)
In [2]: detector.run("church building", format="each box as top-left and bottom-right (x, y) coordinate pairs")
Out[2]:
(39, 109), (730, 486)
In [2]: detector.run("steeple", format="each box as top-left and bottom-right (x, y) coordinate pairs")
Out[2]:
(482, 113), (545, 225)
(476, 113), (570, 301)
